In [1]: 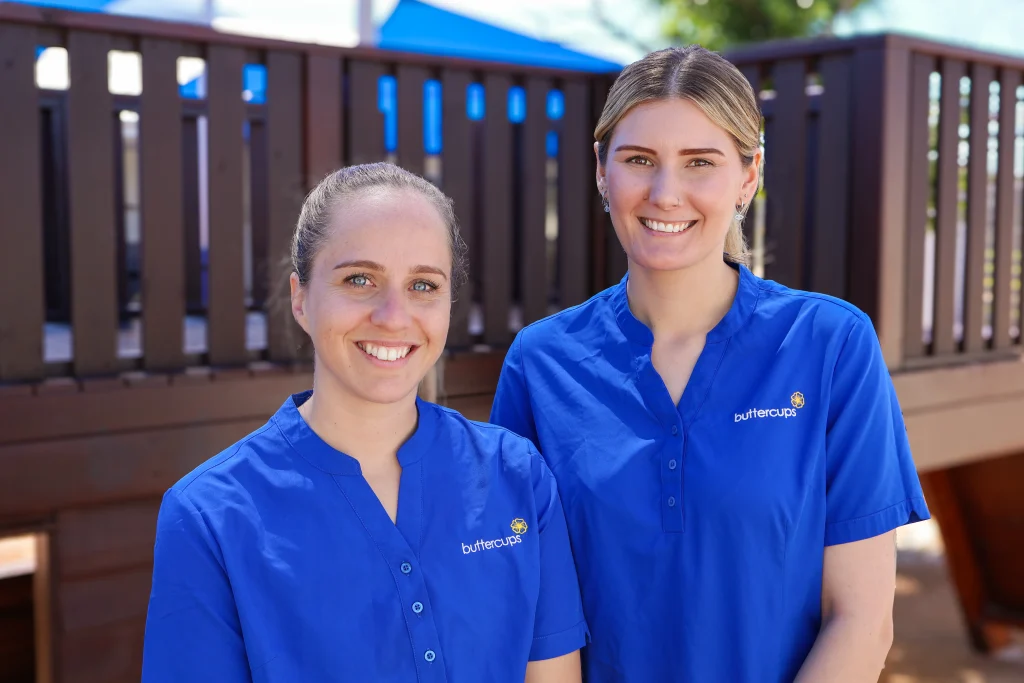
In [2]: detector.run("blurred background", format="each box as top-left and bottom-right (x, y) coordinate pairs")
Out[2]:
(1, 1), (1023, 682)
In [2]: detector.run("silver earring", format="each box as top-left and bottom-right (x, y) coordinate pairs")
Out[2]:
(602, 194), (610, 213)
(734, 198), (746, 222)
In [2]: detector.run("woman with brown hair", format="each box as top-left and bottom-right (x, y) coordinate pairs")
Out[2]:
(143, 162), (587, 682)
(491, 46), (929, 682)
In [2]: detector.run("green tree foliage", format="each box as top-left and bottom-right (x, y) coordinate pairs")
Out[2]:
(656, 0), (867, 51)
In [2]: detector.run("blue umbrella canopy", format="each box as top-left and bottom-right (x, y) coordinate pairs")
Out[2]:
(379, 0), (621, 73)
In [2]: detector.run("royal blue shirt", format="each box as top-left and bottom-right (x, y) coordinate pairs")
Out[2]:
(490, 263), (930, 682)
(142, 392), (587, 682)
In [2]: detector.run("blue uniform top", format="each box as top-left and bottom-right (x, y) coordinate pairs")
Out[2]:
(142, 392), (588, 683)
(490, 263), (930, 682)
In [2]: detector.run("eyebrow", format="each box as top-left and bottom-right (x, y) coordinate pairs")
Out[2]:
(332, 259), (449, 280)
(613, 144), (726, 157)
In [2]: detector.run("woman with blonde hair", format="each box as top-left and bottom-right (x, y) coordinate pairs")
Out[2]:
(491, 46), (929, 682)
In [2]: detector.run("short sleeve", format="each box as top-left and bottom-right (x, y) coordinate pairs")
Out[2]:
(823, 318), (930, 546)
(142, 489), (254, 682)
(528, 450), (589, 660)
(490, 331), (540, 448)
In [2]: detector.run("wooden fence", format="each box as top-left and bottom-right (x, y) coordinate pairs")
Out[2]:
(0, 2), (617, 386)
(727, 33), (1023, 370)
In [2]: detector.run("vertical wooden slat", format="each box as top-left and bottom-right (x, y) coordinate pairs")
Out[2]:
(206, 45), (247, 366)
(588, 79), (606, 293)
(397, 64), (428, 176)
(811, 55), (851, 299)
(348, 60), (386, 165)
(521, 77), (550, 325)
(764, 59), (807, 288)
(738, 64), (762, 252)
(266, 51), (304, 363)
(140, 38), (185, 372)
(963, 63), (994, 354)
(591, 77), (623, 290)
(249, 120), (270, 310)
(441, 69), (474, 348)
(305, 54), (343, 187)
(0, 24), (45, 381)
(849, 44), (912, 368)
(67, 31), (118, 376)
(933, 59), (967, 357)
(483, 73), (513, 345)
(33, 532), (56, 683)
(182, 116), (203, 314)
(992, 69), (1021, 350)
(903, 54), (937, 361)
(558, 79), (590, 308)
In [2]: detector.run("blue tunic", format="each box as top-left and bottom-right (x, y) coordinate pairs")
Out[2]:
(142, 392), (588, 682)
(490, 264), (930, 682)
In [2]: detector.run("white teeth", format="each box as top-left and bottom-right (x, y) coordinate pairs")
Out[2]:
(359, 343), (412, 362)
(641, 218), (695, 233)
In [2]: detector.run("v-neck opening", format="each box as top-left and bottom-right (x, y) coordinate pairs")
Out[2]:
(274, 391), (439, 553)
(612, 261), (761, 428)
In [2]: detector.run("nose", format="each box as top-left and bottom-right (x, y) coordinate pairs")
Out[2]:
(369, 287), (413, 331)
(647, 168), (683, 211)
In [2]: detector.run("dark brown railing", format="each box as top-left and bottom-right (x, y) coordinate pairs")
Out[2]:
(3, 6), (1023, 388)
(0, 4), (616, 384)
(727, 33), (1024, 370)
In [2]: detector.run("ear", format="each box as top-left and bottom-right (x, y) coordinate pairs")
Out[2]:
(594, 141), (606, 195)
(740, 149), (762, 205)
(290, 272), (310, 335)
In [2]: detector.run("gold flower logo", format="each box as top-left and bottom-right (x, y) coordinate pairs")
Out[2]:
(510, 518), (528, 534)
(791, 392), (805, 409)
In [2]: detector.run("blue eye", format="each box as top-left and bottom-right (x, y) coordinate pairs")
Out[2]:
(348, 274), (370, 287)
(412, 280), (438, 293)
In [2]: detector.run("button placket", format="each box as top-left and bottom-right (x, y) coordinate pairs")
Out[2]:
(661, 426), (685, 532)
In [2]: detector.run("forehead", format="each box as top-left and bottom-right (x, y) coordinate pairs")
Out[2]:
(319, 187), (450, 263)
(611, 98), (731, 149)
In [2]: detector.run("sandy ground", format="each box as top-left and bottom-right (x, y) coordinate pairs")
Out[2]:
(884, 521), (1024, 683)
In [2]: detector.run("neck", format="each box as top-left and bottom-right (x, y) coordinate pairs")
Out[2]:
(299, 371), (419, 467)
(626, 252), (740, 341)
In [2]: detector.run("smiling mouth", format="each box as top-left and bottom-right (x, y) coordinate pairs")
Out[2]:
(356, 342), (417, 363)
(639, 217), (698, 234)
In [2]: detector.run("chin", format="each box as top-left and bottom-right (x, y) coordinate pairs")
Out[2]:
(630, 248), (713, 272)
(354, 384), (421, 405)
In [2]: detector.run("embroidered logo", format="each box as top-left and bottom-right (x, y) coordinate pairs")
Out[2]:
(735, 391), (806, 422)
(460, 518), (529, 555)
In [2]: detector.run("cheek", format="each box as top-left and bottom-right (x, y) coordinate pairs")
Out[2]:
(306, 292), (364, 340)
(607, 168), (649, 204)
(420, 300), (452, 341)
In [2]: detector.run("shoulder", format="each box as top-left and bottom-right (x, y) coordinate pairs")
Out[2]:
(513, 283), (621, 357)
(751, 275), (870, 342)
(169, 420), (283, 512)
(431, 402), (548, 476)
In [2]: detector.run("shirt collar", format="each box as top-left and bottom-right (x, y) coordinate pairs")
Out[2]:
(612, 260), (761, 348)
(273, 390), (439, 475)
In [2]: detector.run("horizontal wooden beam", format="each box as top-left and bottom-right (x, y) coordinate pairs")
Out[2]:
(0, 371), (312, 446)
(0, 419), (264, 521)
